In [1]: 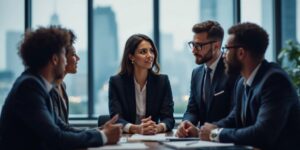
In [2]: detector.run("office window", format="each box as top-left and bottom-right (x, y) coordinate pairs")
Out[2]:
(241, 0), (275, 61)
(93, 0), (153, 116)
(160, 0), (234, 116)
(0, 0), (24, 112)
(281, 0), (299, 47)
(32, 0), (88, 117)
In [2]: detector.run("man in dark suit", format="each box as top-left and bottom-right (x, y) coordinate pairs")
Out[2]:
(176, 20), (239, 137)
(0, 26), (122, 150)
(200, 22), (300, 149)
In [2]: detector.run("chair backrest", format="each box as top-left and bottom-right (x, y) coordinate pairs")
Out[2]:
(98, 115), (111, 127)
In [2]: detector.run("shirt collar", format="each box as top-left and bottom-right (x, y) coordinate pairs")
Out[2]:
(205, 52), (222, 73)
(244, 63), (262, 86)
(39, 75), (53, 93)
(134, 77), (147, 92)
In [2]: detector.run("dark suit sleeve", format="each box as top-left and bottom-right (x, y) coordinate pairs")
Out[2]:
(183, 69), (200, 125)
(159, 75), (175, 131)
(219, 73), (296, 148)
(15, 78), (103, 149)
(108, 77), (130, 126)
(55, 114), (84, 133)
(215, 105), (237, 128)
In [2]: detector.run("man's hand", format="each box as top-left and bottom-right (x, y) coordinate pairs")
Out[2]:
(175, 121), (199, 137)
(199, 122), (218, 141)
(102, 114), (123, 145)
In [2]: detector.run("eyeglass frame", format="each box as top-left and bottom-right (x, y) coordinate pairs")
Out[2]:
(221, 45), (244, 53)
(188, 40), (217, 51)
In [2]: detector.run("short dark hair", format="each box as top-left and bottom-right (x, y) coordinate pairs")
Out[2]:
(192, 20), (224, 41)
(228, 22), (269, 60)
(118, 34), (160, 75)
(19, 26), (71, 72)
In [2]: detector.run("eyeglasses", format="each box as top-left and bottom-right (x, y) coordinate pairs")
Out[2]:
(188, 40), (216, 51)
(221, 45), (243, 52)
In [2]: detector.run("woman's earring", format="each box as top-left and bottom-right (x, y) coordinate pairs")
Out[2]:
(131, 60), (134, 64)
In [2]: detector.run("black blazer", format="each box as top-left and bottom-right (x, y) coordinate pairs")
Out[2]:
(50, 82), (69, 124)
(109, 73), (175, 131)
(216, 60), (300, 149)
(0, 70), (103, 150)
(183, 57), (239, 126)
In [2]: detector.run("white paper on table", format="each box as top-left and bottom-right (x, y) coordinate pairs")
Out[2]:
(163, 140), (234, 149)
(88, 143), (148, 150)
(127, 133), (167, 142)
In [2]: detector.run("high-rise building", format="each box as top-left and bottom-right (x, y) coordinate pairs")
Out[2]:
(199, 0), (233, 40)
(49, 13), (61, 26)
(6, 31), (23, 78)
(262, 0), (275, 60)
(200, 0), (217, 21)
(281, 0), (297, 46)
(49, 0), (60, 26)
(93, 6), (119, 114)
(0, 71), (14, 112)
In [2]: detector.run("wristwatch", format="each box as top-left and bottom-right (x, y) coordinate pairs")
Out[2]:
(209, 128), (223, 142)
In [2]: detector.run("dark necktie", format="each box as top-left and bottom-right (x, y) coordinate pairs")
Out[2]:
(204, 67), (212, 103)
(241, 85), (250, 125)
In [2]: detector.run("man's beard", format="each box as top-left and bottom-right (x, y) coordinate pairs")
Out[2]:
(54, 64), (65, 80)
(225, 53), (242, 75)
(196, 47), (213, 64)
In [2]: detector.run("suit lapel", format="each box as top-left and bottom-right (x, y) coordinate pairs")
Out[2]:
(145, 73), (154, 117)
(196, 67), (205, 107)
(33, 73), (55, 117)
(207, 59), (225, 112)
(211, 58), (225, 93)
(60, 83), (69, 117)
(124, 75), (136, 122)
(236, 79), (245, 127)
(243, 60), (269, 125)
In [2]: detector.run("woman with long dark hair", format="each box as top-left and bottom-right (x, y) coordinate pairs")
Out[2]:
(109, 34), (174, 134)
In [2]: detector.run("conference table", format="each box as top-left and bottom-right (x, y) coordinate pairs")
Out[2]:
(88, 130), (253, 150)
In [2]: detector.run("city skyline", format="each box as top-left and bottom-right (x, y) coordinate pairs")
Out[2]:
(2, 0), (300, 70)
(1, 0), (300, 115)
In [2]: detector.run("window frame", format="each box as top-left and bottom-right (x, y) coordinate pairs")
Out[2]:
(22, 0), (282, 120)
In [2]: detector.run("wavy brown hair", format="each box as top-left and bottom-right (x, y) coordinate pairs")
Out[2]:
(118, 34), (160, 75)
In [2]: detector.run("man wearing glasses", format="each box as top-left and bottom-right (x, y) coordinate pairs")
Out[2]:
(199, 22), (300, 149)
(176, 20), (239, 137)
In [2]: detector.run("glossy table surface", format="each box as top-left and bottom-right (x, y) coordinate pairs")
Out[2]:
(88, 130), (253, 150)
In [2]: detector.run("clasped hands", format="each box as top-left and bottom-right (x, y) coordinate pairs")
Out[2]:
(129, 116), (164, 135)
(175, 121), (218, 141)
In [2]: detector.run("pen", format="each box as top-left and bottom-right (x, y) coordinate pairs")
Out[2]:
(214, 90), (224, 96)
(185, 141), (198, 146)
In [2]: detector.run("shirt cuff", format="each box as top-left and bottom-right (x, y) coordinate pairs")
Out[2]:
(123, 123), (133, 133)
(210, 128), (223, 142)
(159, 123), (167, 132)
(98, 130), (107, 145)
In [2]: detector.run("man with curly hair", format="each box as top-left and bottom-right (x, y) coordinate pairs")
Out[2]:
(0, 26), (122, 150)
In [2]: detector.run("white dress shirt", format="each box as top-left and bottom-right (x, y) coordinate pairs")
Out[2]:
(123, 77), (167, 133)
